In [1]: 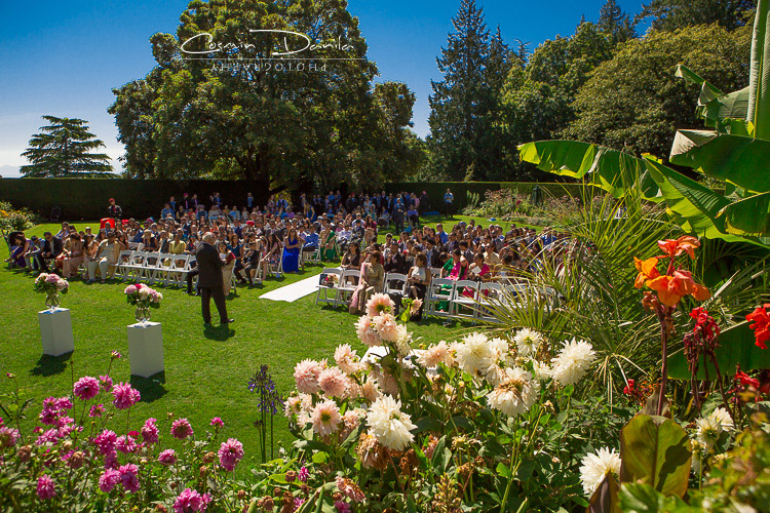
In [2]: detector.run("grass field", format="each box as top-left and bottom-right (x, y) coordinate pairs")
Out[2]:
(0, 222), (483, 473)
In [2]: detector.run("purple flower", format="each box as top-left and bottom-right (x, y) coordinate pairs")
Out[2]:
(112, 382), (140, 410)
(35, 428), (59, 446)
(173, 488), (212, 512)
(73, 376), (100, 401)
(298, 466), (309, 483)
(334, 501), (351, 513)
(118, 463), (140, 493)
(141, 418), (160, 444)
(158, 449), (177, 466)
(171, 418), (194, 440)
(111, 351), (122, 360)
(210, 417), (224, 428)
(56, 397), (73, 411)
(218, 438), (244, 472)
(99, 469), (120, 493)
(37, 475), (56, 500)
(295, 497), (306, 510)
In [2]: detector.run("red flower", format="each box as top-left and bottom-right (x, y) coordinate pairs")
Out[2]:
(658, 235), (700, 259)
(735, 370), (760, 389)
(623, 379), (635, 395)
(746, 304), (770, 350)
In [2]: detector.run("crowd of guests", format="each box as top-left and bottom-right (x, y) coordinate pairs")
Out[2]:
(5, 187), (569, 316)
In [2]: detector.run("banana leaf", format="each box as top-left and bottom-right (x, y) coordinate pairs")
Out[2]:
(748, 0), (770, 140)
(518, 141), (660, 199)
(673, 65), (749, 127)
(669, 132), (770, 193)
(719, 191), (770, 236)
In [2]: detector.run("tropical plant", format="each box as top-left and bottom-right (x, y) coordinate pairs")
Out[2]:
(20, 116), (113, 178)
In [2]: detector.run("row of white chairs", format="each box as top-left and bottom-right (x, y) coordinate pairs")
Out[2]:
(315, 267), (556, 323)
(115, 250), (240, 292)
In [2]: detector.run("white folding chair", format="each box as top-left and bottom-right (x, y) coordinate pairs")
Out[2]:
(116, 250), (133, 280)
(474, 282), (503, 322)
(335, 268), (360, 309)
(316, 268), (342, 307)
(430, 268), (442, 280)
(450, 280), (479, 322)
(164, 254), (189, 287)
(123, 251), (147, 282)
(425, 278), (455, 318)
(128, 242), (142, 250)
(142, 253), (162, 284)
(384, 273), (408, 297)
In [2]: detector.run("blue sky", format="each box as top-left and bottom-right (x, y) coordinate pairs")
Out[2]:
(0, 0), (644, 176)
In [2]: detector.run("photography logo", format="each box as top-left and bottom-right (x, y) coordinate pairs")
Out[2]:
(180, 29), (364, 73)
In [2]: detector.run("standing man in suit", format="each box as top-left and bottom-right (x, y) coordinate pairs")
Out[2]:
(196, 233), (234, 326)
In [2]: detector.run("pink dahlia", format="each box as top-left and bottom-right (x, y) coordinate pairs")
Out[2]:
(334, 344), (362, 375)
(318, 367), (348, 398)
(73, 376), (100, 401)
(210, 417), (224, 428)
(158, 449), (177, 466)
(298, 466), (309, 482)
(99, 469), (120, 493)
(37, 475), (56, 500)
(116, 435), (137, 454)
(141, 418), (160, 444)
(93, 429), (118, 455)
(372, 314), (399, 342)
(171, 418), (194, 440)
(0, 426), (20, 448)
(99, 375), (113, 392)
(217, 438), (244, 472)
(119, 463), (140, 493)
(293, 359), (324, 394)
(311, 399), (342, 437)
(89, 404), (105, 418)
(124, 285), (137, 295)
(355, 315), (382, 347)
(112, 382), (140, 410)
(366, 293), (394, 318)
(173, 488), (212, 513)
(56, 397), (73, 411)
(35, 428), (59, 446)
(334, 501), (351, 513)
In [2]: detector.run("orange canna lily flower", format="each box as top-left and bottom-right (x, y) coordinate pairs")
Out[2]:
(647, 270), (709, 307)
(634, 257), (660, 289)
(658, 235), (700, 259)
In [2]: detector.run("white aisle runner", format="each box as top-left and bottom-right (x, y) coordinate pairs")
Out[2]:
(259, 274), (321, 303)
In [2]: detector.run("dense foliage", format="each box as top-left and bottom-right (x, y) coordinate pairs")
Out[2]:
(109, 0), (422, 203)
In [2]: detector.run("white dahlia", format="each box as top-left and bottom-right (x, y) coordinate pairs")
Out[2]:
(551, 339), (596, 386)
(486, 367), (539, 418)
(366, 395), (417, 451)
(356, 316), (382, 347)
(579, 447), (621, 497)
(334, 344), (363, 375)
(311, 400), (342, 437)
(514, 328), (543, 357)
(417, 341), (453, 368)
(455, 333), (494, 377)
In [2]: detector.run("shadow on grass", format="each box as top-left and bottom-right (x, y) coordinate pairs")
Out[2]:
(31, 352), (73, 376)
(203, 324), (236, 341)
(130, 372), (168, 403)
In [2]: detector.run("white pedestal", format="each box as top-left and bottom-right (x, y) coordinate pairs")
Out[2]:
(38, 308), (75, 356)
(127, 322), (164, 378)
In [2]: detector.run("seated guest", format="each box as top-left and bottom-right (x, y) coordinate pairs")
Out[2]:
(406, 253), (431, 320)
(261, 233), (283, 278)
(92, 231), (125, 282)
(141, 230), (158, 251)
(348, 250), (385, 314)
(243, 238), (263, 285)
(282, 228), (304, 274)
(38, 231), (63, 272)
(320, 227), (338, 261)
(384, 242), (406, 275)
(302, 225), (319, 255)
(60, 233), (85, 278)
(84, 234), (100, 282)
(341, 241), (361, 271)
(7, 232), (29, 268)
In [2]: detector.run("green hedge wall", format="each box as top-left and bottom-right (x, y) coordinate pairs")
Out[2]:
(0, 178), (585, 222)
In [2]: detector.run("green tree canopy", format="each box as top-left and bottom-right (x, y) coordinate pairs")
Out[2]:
(109, 0), (418, 203)
(564, 24), (751, 160)
(20, 116), (113, 178)
(638, 0), (756, 32)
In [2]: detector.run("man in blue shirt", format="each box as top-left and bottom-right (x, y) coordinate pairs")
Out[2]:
(443, 189), (454, 219)
(161, 203), (174, 220)
(247, 193), (254, 209)
(436, 223), (449, 244)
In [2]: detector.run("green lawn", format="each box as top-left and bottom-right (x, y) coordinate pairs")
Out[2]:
(0, 223), (474, 473)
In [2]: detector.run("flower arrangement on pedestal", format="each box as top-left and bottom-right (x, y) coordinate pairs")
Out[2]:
(33, 273), (69, 311)
(123, 283), (162, 323)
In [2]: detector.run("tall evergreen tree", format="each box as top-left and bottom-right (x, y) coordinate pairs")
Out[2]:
(638, 0), (755, 32)
(428, 0), (491, 180)
(20, 116), (113, 178)
(598, 0), (636, 45)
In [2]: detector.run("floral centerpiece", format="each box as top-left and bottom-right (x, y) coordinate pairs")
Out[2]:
(124, 283), (162, 323)
(34, 273), (69, 311)
(322, 274), (339, 287)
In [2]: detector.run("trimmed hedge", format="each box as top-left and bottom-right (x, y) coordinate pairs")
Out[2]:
(0, 178), (585, 221)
